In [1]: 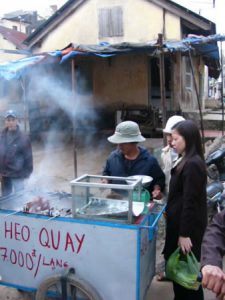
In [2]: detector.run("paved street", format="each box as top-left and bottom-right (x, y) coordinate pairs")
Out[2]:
(147, 276), (217, 300)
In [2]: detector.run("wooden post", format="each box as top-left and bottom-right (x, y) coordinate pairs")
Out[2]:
(71, 59), (77, 178)
(20, 76), (28, 133)
(158, 33), (167, 145)
(188, 51), (205, 152)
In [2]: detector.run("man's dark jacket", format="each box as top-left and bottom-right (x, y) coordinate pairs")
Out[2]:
(163, 155), (207, 261)
(201, 209), (225, 269)
(0, 126), (33, 178)
(103, 146), (165, 193)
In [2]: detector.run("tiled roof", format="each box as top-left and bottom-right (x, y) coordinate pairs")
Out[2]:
(0, 25), (28, 50)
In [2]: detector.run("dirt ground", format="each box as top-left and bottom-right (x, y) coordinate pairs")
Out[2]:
(0, 135), (217, 299)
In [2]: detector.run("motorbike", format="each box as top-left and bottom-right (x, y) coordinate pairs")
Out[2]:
(205, 147), (225, 221)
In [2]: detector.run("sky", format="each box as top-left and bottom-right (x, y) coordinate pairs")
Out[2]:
(0, 0), (223, 33)
(170, 0), (224, 34)
(0, 0), (67, 18)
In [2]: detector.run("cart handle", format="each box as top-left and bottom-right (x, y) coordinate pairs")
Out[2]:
(151, 204), (166, 228)
(140, 204), (166, 241)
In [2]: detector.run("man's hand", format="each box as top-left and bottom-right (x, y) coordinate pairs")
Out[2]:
(152, 185), (162, 200)
(101, 178), (108, 184)
(178, 236), (192, 254)
(201, 265), (225, 298)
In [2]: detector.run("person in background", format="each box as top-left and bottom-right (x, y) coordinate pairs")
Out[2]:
(161, 115), (185, 194)
(163, 120), (207, 300)
(201, 209), (225, 299)
(0, 110), (33, 196)
(102, 120), (165, 199)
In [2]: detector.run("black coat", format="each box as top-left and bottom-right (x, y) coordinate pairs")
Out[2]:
(163, 154), (207, 261)
(0, 127), (33, 178)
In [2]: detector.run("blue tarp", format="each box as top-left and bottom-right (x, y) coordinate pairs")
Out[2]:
(0, 34), (224, 80)
(0, 52), (61, 80)
(165, 34), (225, 60)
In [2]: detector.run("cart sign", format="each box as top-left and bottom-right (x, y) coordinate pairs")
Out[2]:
(1, 219), (85, 277)
(0, 210), (158, 300)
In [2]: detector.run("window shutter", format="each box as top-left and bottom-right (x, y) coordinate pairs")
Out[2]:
(98, 8), (110, 38)
(111, 6), (123, 37)
(98, 6), (123, 38)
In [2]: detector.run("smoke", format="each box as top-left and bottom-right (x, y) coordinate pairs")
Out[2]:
(24, 64), (106, 192)
(26, 65), (98, 137)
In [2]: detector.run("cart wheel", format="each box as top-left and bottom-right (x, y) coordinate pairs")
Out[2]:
(35, 273), (103, 300)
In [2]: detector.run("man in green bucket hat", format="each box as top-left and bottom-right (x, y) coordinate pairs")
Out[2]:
(102, 120), (165, 199)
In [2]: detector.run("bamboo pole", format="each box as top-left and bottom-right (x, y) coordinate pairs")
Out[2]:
(71, 59), (77, 178)
(20, 76), (28, 133)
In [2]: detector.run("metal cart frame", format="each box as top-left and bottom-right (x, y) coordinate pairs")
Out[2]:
(0, 175), (165, 300)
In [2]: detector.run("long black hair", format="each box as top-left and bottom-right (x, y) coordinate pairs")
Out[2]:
(172, 120), (204, 173)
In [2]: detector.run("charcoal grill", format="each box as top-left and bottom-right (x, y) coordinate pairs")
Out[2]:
(0, 190), (72, 218)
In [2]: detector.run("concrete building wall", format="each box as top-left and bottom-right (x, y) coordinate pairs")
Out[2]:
(33, 0), (181, 53)
(165, 11), (181, 40)
(0, 35), (26, 62)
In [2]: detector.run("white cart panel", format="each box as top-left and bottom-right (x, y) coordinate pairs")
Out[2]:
(0, 212), (140, 300)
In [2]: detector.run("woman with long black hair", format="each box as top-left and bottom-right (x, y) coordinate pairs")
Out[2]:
(163, 120), (207, 300)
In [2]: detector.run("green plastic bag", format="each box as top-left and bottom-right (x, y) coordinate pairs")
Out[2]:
(165, 247), (201, 290)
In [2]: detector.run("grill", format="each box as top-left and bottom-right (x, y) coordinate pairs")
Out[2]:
(0, 190), (73, 217)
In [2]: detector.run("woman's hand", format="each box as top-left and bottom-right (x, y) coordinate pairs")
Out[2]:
(178, 236), (192, 254)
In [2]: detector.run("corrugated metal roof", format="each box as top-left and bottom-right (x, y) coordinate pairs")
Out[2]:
(0, 25), (28, 50)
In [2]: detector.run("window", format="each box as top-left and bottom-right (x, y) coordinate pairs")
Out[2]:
(98, 6), (123, 38)
(12, 25), (18, 31)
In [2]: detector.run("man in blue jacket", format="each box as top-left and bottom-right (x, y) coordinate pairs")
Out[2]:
(0, 110), (33, 196)
(103, 120), (165, 199)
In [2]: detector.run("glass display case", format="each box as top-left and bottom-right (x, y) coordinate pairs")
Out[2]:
(70, 174), (144, 223)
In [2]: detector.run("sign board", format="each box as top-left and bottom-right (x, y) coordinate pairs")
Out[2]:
(0, 212), (141, 300)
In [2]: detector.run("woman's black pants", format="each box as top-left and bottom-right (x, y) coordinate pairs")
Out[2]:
(173, 281), (204, 300)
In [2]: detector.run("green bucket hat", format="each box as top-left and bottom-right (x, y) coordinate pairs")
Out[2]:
(108, 121), (146, 144)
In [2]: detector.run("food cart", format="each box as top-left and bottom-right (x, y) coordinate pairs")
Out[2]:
(0, 174), (165, 300)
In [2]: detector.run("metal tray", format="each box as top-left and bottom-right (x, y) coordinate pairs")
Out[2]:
(77, 197), (144, 217)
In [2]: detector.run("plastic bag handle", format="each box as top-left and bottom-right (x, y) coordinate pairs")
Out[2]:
(197, 272), (202, 282)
